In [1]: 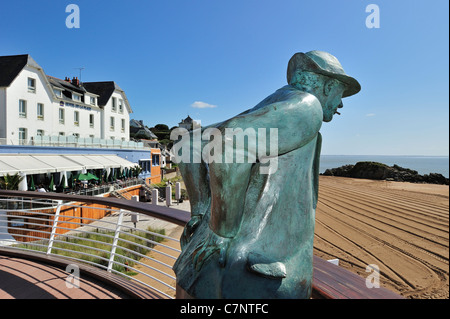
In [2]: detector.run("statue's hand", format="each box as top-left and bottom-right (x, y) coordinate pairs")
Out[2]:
(192, 232), (230, 271)
(180, 215), (202, 249)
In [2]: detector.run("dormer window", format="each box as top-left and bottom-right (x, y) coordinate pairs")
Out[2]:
(53, 88), (63, 98)
(73, 93), (81, 102)
(90, 97), (96, 105)
(28, 78), (36, 93)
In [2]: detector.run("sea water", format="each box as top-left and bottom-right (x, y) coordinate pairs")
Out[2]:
(319, 155), (449, 178)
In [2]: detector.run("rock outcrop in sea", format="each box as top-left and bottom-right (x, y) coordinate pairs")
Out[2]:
(321, 161), (449, 185)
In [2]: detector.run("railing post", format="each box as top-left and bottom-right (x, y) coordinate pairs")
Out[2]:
(47, 200), (63, 255)
(152, 189), (159, 206)
(107, 209), (124, 272)
(131, 195), (139, 229)
(175, 182), (181, 204)
(166, 185), (172, 207)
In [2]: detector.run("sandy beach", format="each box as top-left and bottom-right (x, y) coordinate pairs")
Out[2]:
(134, 175), (449, 299)
(314, 176), (449, 299)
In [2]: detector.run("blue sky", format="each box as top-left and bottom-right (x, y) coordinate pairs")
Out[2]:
(1, 0), (448, 156)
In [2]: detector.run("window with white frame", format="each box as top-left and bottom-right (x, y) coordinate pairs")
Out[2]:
(37, 103), (44, 120)
(112, 97), (117, 112)
(89, 114), (94, 128)
(74, 111), (79, 126)
(119, 99), (123, 113)
(139, 160), (151, 172)
(19, 100), (27, 118)
(36, 129), (44, 137)
(90, 96), (96, 105)
(59, 108), (65, 124)
(152, 154), (160, 166)
(19, 128), (27, 142)
(53, 88), (62, 98)
(110, 116), (115, 131)
(73, 93), (81, 102)
(27, 78), (36, 93)
(121, 119), (125, 132)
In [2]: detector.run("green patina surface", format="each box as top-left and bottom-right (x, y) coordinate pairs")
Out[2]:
(173, 51), (361, 299)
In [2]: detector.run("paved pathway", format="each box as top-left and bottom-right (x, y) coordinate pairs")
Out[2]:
(0, 255), (129, 299)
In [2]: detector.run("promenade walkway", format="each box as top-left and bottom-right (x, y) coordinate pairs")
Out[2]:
(0, 255), (128, 299)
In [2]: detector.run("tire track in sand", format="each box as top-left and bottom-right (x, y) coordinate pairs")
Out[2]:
(314, 176), (449, 299)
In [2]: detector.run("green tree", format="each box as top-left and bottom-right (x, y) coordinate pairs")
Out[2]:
(153, 124), (169, 131)
(150, 124), (171, 140)
(0, 173), (25, 190)
(132, 165), (143, 177)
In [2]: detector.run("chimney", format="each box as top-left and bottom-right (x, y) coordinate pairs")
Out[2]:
(64, 77), (71, 83)
(72, 77), (80, 86)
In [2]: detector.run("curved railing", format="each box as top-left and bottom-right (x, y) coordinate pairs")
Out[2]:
(0, 190), (404, 299)
(0, 190), (190, 299)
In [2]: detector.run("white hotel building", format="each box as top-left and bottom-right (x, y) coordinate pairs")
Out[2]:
(0, 54), (161, 187)
(0, 54), (131, 146)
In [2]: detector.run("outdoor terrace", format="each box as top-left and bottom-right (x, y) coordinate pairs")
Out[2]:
(0, 190), (403, 299)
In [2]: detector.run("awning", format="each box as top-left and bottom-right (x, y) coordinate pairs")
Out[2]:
(32, 155), (84, 172)
(77, 155), (120, 168)
(0, 160), (20, 177)
(101, 155), (136, 168)
(64, 155), (105, 170)
(0, 154), (136, 176)
(0, 155), (57, 175)
(86, 155), (121, 168)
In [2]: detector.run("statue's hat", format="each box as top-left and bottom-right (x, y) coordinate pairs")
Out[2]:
(287, 50), (361, 97)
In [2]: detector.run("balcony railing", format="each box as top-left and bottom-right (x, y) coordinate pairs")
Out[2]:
(0, 136), (146, 150)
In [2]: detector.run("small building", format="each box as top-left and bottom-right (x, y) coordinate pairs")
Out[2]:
(130, 119), (158, 140)
(178, 115), (201, 131)
(150, 148), (162, 184)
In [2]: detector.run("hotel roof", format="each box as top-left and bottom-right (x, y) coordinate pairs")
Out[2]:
(0, 53), (132, 112)
(0, 54), (29, 87)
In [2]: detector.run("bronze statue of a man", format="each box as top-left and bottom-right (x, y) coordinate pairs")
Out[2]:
(172, 51), (361, 298)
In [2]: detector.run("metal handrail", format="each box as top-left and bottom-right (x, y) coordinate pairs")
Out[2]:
(0, 191), (188, 298)
(0, 190), (190, 225)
